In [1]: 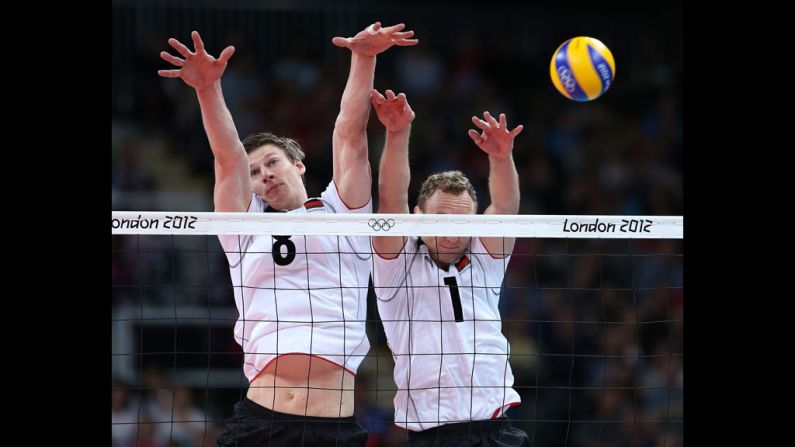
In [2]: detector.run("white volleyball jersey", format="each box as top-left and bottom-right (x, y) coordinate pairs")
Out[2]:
(218, 181), (372, 382)
(372, 236), (521, 431)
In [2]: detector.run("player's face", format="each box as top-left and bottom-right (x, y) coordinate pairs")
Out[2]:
(248, 144), (307, 211)
(415, 190), (476, 267)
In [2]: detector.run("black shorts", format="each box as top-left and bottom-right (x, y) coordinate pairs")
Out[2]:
(402, 418), (529, 447)
(215, 398), (368, 447)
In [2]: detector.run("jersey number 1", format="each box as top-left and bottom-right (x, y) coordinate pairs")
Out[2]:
(443, 276), (464, 322)
(272, 236), (296, 266)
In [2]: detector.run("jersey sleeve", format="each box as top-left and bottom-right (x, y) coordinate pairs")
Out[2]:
(372, 236), (416, 294)
(217, 192), (263, 265)
(320, 180), (373, 214)
(319, 180), (374, 256)
(471, 236), (511, 291)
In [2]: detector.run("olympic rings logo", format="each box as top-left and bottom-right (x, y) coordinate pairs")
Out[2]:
(368, 218), (395, 231)
(557, 65), (577, 93)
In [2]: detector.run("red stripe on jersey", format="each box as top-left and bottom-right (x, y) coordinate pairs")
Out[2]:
(491, 401), (520, 419)
(304, 199), (323, 210)
(455, 255), (471, 271)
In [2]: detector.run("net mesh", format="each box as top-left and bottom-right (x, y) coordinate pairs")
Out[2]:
(112, 212), (682, 447)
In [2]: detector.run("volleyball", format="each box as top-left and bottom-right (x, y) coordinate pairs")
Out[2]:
(550, 36), (615, 102)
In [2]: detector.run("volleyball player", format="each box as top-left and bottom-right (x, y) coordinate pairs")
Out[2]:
(158, 23), (417, 446)
(370, 89), (530, 446)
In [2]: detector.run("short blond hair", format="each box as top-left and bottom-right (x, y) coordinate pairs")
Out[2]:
(416, 170), (478, 211)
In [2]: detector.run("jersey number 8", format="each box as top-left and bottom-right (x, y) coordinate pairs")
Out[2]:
(272, 236), (296, 266)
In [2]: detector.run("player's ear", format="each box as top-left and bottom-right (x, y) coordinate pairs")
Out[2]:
(413, 205), (422, 214)
(295, 161), (306, 175)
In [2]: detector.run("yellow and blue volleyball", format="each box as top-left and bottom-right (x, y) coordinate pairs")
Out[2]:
(550, 36), (616, 102)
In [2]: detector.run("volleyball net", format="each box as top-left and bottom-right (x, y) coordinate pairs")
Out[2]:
(112, 211), (683, 447)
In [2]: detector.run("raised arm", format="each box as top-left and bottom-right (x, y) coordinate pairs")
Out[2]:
(330, 22), (418, 209)
(468, 111), (524, 257)
(158, 31), (249, 212)
(371, 89), (415, 258)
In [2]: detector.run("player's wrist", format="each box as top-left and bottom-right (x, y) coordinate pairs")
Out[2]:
(386, 124), (411, 135)
(195, 80), (221, 95)
(488, 151), (513, 163)
(351, 51), (377, 60)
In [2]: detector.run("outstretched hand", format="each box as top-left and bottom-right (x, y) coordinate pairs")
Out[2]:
(332, 22), (418, 56)
(371, 89), (415, 133)
(158, 31), (235, 92)
(468, 112), (524, 159)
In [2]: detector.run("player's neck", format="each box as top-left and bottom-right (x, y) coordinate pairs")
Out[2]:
(420, 239), (465, 271)
(435, 261), (451, 270)
(291, 191), (309, 210)
(272, 194), (309, 212)
(432, 256), (465, 271)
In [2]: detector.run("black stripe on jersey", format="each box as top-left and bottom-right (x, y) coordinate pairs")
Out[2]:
(443, 276), (464, 322)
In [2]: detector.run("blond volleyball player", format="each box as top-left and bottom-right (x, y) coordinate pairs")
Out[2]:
(370, 89), (530, 446)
